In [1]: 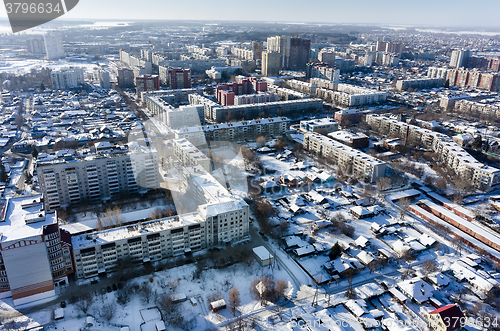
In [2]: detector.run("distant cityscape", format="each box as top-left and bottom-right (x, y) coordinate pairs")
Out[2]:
(0, 19), (499, 331)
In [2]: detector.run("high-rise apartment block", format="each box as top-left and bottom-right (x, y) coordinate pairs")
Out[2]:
(44, 33), (65, 60)
(267, 36), (310, 69)
(117, 68), (135, 88)
(450, 50), (471, 68)
(26, 38), (45, 54)
(252, 41), (264, 60)
(159, 67), (192, 89)
(262, 51), (281, 77)
(135, 75), (160, 95)
(303, 133), (387, 183)
(99, 70), (111, 89)
(306, 63), (340, 83)
(51, 67), (85, 90)
(71, 163), (249, 279)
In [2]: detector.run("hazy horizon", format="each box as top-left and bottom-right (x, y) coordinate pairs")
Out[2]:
(1, 0), (500, 29)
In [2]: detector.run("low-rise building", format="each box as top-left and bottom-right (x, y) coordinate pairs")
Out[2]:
(303, 132), (387, 182)
(328, 130), (369, 148)
(299, 118), (339, 133)
(174, 117), (290, 145)
(395, 78), (445, 91)
(366, 114), (500, 191)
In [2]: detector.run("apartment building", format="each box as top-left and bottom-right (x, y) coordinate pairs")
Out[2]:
(306, 63), (340, 83)
(395, 78), (445, 91)
(234, 92), (278, 105)
(174, 117), (290, 145)
(51, 67), (85, 90)
(44, 33), (65, 60)
(37, 145), (160, 212)
(267, 85), (309, 100)
(310, 78), (338, 91)
(452, 99), (500, 117)
(71, 164), (249, 279)
(303, 133), (387, 182)
(231, 47), (254, 60)
(145, 94), (205, 128)
(135, 75), (160, 95)
(366, 114), (500, 190)
(427, 67), (449, 79)
(141, 88), (200, 104)
(0, 196), (74, 305)
(157, 58), (226, 72)
(315, 84), (387, 107)
(283, 79), (317, 95)
(204, 98), (323, 123)
(267, 36), (310, 69)
(173, 138), (211, 172)
(262, 51), (281, 77)
(117, 68), (135, 88)
(158, 67), (192, 89)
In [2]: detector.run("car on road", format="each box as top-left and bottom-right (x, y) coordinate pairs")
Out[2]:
(106, 286), (112, 293)
(112, 284), (118, 291)
(90, 280), (98, 285)
(60, 301), (66, 308)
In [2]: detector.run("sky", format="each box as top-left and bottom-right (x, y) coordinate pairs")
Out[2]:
(0, 0), (500, 28)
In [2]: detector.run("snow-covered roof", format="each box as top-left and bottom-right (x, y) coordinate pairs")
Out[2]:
(344, 299), (368, 317)
(397, 277), (434, 304)
(0, 195), (56, 243)
(389, 287), (408, 302)
(418, 233), (436, 247)
(293, 245), (315, 256)
(357, 251), (375, 265)
(393, 239), (411, 253)
(253, 246), (273, 261)
(450, 261), (498, 292)
(387, 189), (421, 202)
(354, 283), (385, 299)
(419, 199), (500, 245)
(350, 206), (372, 217)
(428, 272), (450, 287)
(354, 236), (369, 247)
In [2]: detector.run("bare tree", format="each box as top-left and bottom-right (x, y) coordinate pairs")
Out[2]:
(398, 198), (411, 222)
(100, 303), (116, 321)
(376, 177), (391, 192)
(75, 293), (94, 314)
(451, 236), (465, 256)
(274, 279), (288, 302)
(157, 294), (184, 327)
(140, 283), (153, 304)
(228, 287), (241, 316)
(256, 136), (266, 148)
(422, 260), (439, 278)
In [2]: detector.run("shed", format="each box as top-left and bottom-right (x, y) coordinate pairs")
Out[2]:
(190, 297), (198, 306)
(210, 299), (227, 312)
(170, 293), (187, 303)
(253, 246), (274, 267)
(54, 308), (64, 320)
(155, 321), (166, 331)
